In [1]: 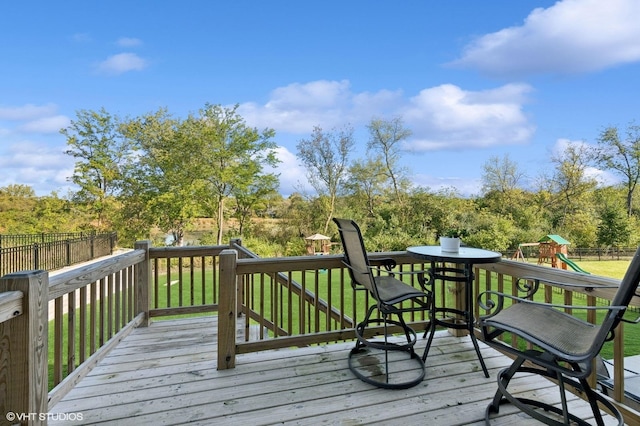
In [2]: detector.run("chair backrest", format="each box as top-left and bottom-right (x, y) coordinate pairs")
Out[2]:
(609, 246), (640, 325)
(587, 246), (640, 356)
(333, 218), (379, 299)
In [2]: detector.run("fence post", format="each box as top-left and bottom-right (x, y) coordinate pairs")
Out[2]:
(135, 240), (151, 327)
(0, 270), (49, 424)
(218, 249), (237, 370)
(110, 232), (116, 254)
(66, 239), (71, 266)
(32, 243), (39, 270)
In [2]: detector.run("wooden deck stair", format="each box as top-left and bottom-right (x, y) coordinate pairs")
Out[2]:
(48, 316), (620, 425)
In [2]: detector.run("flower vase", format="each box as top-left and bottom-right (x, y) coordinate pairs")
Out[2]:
(440, 237), (460, 253)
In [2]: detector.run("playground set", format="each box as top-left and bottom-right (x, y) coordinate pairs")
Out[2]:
(511, 234), (590, 274)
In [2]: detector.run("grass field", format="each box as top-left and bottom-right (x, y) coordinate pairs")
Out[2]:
(568, 259), (630, 279)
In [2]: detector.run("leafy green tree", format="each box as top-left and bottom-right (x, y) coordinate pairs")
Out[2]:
(0, 184), (36, 198)
(231, 174), (279, 236)
(366, 117), (412, 206)
(594, 187), (632, 248)
(594, 122), (640, 216)
(481, 154), (524, 194)
(0, 185), (38, 233)
(345, 158), (386, 217)
(549, 142), (598, 230)
(297, 125), (354, 234)
(61, 108), (129, 230)
(33, 193), (80, 232)
(119, 108), (196, 246)
(283, 193), (313, 233)
(597, 205), (630, 248)
(185, 104), (279, 244)
(463, 210), (515, 252)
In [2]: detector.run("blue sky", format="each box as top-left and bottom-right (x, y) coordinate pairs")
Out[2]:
(2, 0), (640, 197)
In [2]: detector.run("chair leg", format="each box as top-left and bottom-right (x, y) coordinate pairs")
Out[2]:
(580, 378), (606, 426)
(486, 354), (625, 426)
(421, 300), (440, 362)
(554, 368), (570, 424)
(348, 305), (426, 389)
(487, 354), (526, 416)
(383, 314), (389, 384)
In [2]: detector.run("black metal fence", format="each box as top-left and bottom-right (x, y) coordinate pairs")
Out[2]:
(0, 232), (117, 276)
(0, 232), (100, 248)
(505, 246), (638, 261)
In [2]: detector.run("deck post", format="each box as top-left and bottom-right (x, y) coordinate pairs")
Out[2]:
(218, 249), (237, 370)
(135, 240), (152, 327)
(229, 238), (244, 316)
(0, 270), (49, 424)
(613, 322), (624, 402)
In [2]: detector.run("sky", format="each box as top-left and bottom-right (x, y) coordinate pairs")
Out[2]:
(2, 0), (640, 197)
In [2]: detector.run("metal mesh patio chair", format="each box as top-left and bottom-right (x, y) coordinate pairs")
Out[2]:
(479, 247), (640, 425)
(333, 218), (433, 389)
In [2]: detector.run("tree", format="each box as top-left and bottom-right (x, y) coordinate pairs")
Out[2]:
(549, 142), (597, 230)
(481, 154), (524, 194)
(231, 174), (279, 236)
(185, 104), (279, 244)
(0, 185), (38, 233)
(296, 125), (354, 234)
(594, 122), (640, 216)
(61, 108), (129, 229)
(345, 158), (386, 217)
(119, 108), (195, 246)
(597, 205), (630, 248)
(366, 117), (412, 205)
(0, 184), (36, 198)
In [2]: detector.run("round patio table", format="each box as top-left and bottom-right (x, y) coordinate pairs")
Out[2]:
(406, 246), (502, 377)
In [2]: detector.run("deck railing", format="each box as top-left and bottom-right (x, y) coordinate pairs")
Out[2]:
(1, 240), (639, 424)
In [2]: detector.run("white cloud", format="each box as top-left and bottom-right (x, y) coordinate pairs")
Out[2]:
(117, 37), (143, 47)
(238, 80), (357, 133)
(0, 103), (74, 195)
(0, 103), (58, 121)
(72, 33), (92, 43)
(0, 142), (66, 168)
(19, 115), (70, 133)
(96, 52), (148, 75)
(0, 141), (74, 194)
(238, 80), (535, 152)
(451, 0), (640, 76)
(401, 83), (535, 151)
(550, 137), (589, 157)
(266, 146), (311, 196)
(0, 103), (69, 134)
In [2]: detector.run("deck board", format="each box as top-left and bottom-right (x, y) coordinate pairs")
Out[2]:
(49, 316), (619, 425)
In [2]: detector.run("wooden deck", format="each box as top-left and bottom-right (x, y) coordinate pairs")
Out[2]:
(49, 316), (620, 425)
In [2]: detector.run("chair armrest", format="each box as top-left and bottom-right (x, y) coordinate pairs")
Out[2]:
(478, 289), (627, 320)
(368, 265), (432, 291)
(517, 276), (620, 293)
(369, 257), (396, 270)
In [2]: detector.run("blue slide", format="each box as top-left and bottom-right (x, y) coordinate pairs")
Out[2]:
(556, 253), (590, 274)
